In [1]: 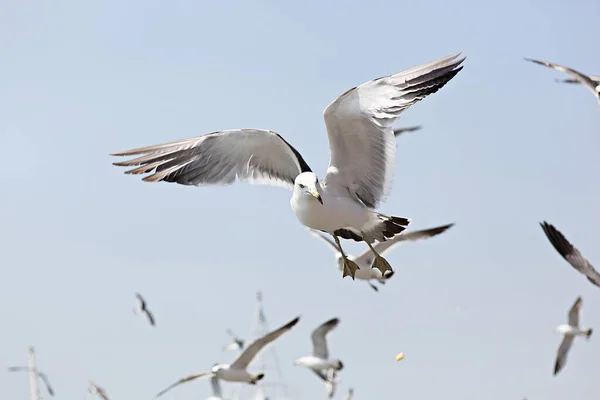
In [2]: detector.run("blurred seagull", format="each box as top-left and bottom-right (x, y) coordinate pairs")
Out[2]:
(89, 382), (110, 400)
(540, 221), (600, 288)
(110, 53), (465, 280)
(7, 366), (54, 396)
(223, 329), (245, 352)
(525, 58), (600, 104)
(294, 318), (343, 398)
(309, 223), (454, 291)
(156, 316), (300, 398)
(553, 297), (593, 376)
(134, 292), (156, 326)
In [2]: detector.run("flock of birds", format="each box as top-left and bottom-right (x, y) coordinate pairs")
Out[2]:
(7, 52), (600, 399)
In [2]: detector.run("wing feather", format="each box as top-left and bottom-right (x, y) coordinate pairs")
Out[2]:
(567, 297), (582, 327)
(111, 129), (312, 190)
(554, 335), (574, 375)
(311, 318), (340, 359)
(525, 58), (600, 94)
(155, 372), (212, 398)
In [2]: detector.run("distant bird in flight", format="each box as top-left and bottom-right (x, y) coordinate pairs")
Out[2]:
(134, 292), (156, 326)
(540, 221), (600, 288)
(553, 296), (593, 376)
(525, 58), (600, 104)
(7, 366), (54, 396)
(392, 125), (422, 137)
(155, 316), (300, 398)
(89, 381), (110, 400)
(294, 318), (344, 398)
(110, 53), (465, 280)
(309, 223), (454, 291)
(223, 329), (245, 352)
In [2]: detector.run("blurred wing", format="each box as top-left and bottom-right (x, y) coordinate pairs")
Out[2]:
(354, 223), (454, 265)
(145, 310), (156, 326)
(540, 221), (600, 287)
(323, 53), (465, 209)
(135, 292), (146, 308)
(38, 372), (55, 396)
(554, 335), (574, 375)
(230, 316), (300, 369)
(392, 125), (422, 136)
(155, 372), (212, 398)
(525, 58), (599, 92)
(567, 297), (582, 327)
(7, 366), (29, 372)
(308, 229), (341, 256)
(111, 129), (312, 190)
(210, 376), (223, 398)
(311, 318), (340, 359)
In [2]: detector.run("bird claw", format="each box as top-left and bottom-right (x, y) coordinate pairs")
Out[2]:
(371, 255), (393, 276)
(342, 259), (359, 280)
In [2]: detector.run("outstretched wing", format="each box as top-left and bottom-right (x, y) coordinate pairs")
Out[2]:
(7, 366), (29, 372)
(155, 372), (212, 398)
(554, 334), (574, 376)
(567, 297), (582, 327)
(392, 125), (422, 137)
(311, 318), (340, 359)
(323, 53), (465, 209)
(111, 129), (312, 190)
(353, 223), (454, 266)
(525, 58), (599, 93)
(230, 316), (300, 369)
(308, 229), (341, 256)
(540, 221), (600, 287)
(38, 372), (55, 396)
(145, 310), (156, 326)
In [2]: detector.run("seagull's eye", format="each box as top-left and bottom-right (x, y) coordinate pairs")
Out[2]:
(298, 184), (305, 189)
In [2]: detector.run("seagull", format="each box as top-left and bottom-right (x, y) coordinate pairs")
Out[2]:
(89, 382), (110, 400)
(345, 388), (354, 400)
(540, 221), (600, 287)
(294, 318), (343, 398)
(110, 53), (465, 280)
(133, 292), (156, 326)
(223, 329), (245, 352)
(308, 223), (454, 291)
(392, 125), (422, 136)
(7, 366), (54, 396)
(553, 296), (593, 376)
(207, 368), (224, 400)
(524, 58), (600, 104)
(156, 316), (300, 398)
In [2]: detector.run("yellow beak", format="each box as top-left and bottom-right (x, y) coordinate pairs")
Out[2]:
(311, 190), (323, 205)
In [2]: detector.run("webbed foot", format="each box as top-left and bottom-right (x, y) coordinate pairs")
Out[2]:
(371, 255), (393, 276)
(342, 258), (359, 279)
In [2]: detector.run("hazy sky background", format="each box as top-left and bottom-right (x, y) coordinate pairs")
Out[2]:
(1, 0), (600, 399)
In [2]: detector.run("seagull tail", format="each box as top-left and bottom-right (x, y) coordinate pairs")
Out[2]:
(585, 328), (593, 339)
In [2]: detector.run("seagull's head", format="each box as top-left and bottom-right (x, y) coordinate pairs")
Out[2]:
(294, 172), (323, 205)
(211, 364), (227, 374)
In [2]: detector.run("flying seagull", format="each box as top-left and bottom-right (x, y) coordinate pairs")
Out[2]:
(392, 125), (422, 136)
(110, 53), (465, 280)
(346, 388), (354, 400)
(309, 223), (454, 291)
(133, 292), (156, 326)
(7, 366), (55, 396)
(524, 58), (600, 104)
(540, 221), (600, 287)
(223, 329), (245, 352)
(89, 382), (110, 400)
(294, 318), (343, 398)
(553, 296), (593, 376)
(156, 316), (300, 398)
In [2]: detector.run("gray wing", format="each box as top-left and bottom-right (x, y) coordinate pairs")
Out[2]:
(567, 297), (582, 327)
(37, 372), (55, 396)
(322, 53), (465, 209)
(554, 334), (574, 375)
(308, 229), (341, 256)
(353, 223), (454, 266)
(111, 129), (312, 190)
(310, 369), (337, 398)
(7, 366), (29, 372)
(540, 221), (600, 287)
(144, 309), (156, 326)
(392, 125), (422, 136)
(311, 318), (340, 359)
(155, 372), (212, 398)
(525, 58), (599, 92)
(230, 316), (300, 369)
(210, 375), (223, 398)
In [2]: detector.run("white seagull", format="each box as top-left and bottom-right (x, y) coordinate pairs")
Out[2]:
(309, 223), (454, 291)
(156, 316), (300, 398)
(7, 366), (55, 396)
(133, 292), (156, 326)
(110, 53), (465, 279)
(223, 329), (245, 352)
(553, 296), (593, 376)
(525, 58), (600, 104)
(540, 221), (600, 288)
(294, 318), (343, 398)
(89, 381), (110, 400)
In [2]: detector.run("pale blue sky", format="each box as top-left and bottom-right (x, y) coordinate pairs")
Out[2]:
(1, 0), (600, 399)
